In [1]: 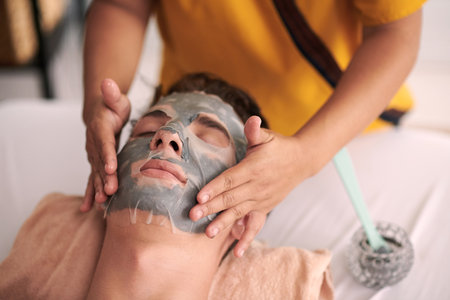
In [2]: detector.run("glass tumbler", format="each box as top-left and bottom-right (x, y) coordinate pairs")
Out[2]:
(347, 221), (414, 289)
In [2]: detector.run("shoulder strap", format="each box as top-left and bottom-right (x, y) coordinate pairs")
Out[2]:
(273, 0), (405, 125)
(273, 0), (341, 88)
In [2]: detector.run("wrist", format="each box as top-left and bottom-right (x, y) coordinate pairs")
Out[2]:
(82, 95), (103, 125)
(291, 131), (332, 178)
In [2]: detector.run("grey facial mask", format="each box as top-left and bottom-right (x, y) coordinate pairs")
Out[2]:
(106, 92), (247, 233)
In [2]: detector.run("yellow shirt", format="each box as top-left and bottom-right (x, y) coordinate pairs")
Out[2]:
(155, 0), (426, 135)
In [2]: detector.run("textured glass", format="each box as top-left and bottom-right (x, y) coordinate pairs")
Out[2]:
(347, 222), (414, 289)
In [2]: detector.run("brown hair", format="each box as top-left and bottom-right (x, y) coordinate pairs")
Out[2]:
(155, 72), (269, 128)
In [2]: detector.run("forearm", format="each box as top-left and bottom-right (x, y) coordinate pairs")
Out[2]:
(83, 0), (153, 123)
(295, 9), (422, 175)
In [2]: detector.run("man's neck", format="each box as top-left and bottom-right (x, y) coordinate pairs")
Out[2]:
(87, 212), (231, 300)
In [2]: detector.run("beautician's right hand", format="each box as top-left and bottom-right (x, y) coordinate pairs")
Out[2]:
(80, 79), (131, 212)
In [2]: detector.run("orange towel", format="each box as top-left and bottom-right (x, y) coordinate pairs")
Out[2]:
(210, 241), (333, 300)
(0, 194), (105, 300)
(0, 194), (333, 299)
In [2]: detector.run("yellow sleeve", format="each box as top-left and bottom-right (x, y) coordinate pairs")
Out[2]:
(352, 0), (427, 26)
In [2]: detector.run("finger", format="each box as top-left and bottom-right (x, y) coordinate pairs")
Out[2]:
(101, 79), (130, 122)
(80, 174), (95, 212)
(191, 182), (252, 221)
(204, 203), (250, 239)
(244, 115), (272, 148)
(87, 122), (117, 178)
(103, 172), (118, 195)
(197, 163), (251, 204)
(95, 202), (105, 212)
(94, 173), (108, 203)
(97, 126), (117, 176)
(231, 218), (245, 240)
(233, 211), (266, 258)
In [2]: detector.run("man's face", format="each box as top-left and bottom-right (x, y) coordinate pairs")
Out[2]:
(107, 92), (247, 233)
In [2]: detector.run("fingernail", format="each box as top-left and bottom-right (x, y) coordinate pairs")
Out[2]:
(194, 209), (203, 220)
(105, 182), (112, 193)
(237, 249), (244, 257)
(199, 194), (209, 204)
(105, 163), (114, 173)
(209, 227), (219, 238)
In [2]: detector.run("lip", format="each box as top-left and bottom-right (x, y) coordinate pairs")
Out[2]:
(140, 159), (187, 184)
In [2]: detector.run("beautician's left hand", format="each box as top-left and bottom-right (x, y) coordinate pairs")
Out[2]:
(190, 116), (311, 257)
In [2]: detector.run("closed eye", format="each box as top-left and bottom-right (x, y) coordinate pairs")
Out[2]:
(131, 110), (170, 138)
(197, 116), (229, 137)
(192, 115), (230, 147)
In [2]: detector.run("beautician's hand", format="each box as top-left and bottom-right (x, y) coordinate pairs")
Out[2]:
(80, 79), (130, 212)
(230, 211), (267, 258)
(190, 116), (310, 256)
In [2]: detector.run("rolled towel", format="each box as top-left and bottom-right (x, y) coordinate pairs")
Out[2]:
(0, 194), (334, 299)
(0, 193), (105, 300)
(209, 240), (333, 300)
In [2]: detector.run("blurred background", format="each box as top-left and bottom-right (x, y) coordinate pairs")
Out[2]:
(0, 0), (449, 133)
(0, 0), (161, 109)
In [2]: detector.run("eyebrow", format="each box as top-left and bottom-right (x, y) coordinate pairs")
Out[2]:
(196, 115), (230, 141)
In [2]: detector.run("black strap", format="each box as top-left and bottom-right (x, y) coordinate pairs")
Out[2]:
(273, 0), (405, 125)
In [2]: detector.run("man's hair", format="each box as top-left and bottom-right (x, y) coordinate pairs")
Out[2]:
(155, 72), (269, 128)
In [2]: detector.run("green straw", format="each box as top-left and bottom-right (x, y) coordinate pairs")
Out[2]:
(333, 148), (390, 251)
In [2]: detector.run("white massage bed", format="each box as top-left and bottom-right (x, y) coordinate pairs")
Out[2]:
(1, 97), (450, 299)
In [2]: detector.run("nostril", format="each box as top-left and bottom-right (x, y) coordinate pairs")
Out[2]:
(170, 141), (179, 152)
(156, 139), (163, 147)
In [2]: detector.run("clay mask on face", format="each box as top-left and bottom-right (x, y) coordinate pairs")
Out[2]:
(106, 92), (247, 233)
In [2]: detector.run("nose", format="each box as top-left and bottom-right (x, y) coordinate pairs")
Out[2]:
(150, 129), (183, 157)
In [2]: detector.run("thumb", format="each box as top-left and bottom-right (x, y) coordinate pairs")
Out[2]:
(101, 78), (130, 122)
(244, 115), (271, 147)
